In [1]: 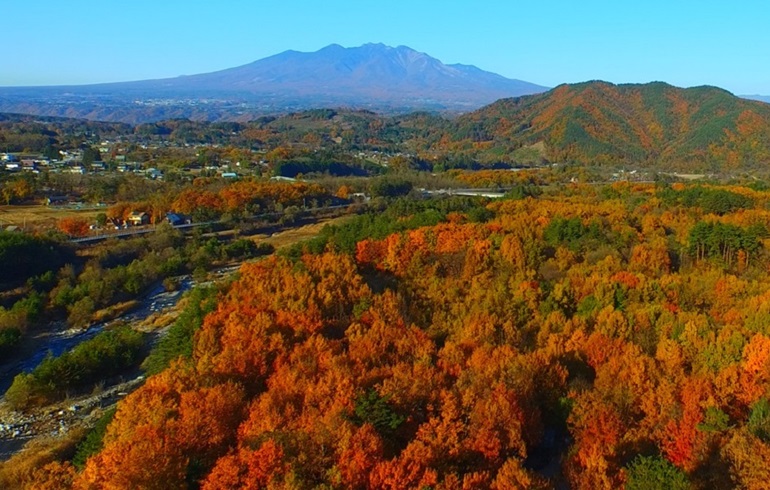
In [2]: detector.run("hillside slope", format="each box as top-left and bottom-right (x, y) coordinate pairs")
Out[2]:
(148, 44), (548, 105)
(449, 81), (770, 169)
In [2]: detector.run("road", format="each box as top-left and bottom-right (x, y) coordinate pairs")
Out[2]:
(70, 204), (351, 244)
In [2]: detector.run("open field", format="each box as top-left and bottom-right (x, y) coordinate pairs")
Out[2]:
(255, 215), (355, 249)
(0, 205), (102, 229)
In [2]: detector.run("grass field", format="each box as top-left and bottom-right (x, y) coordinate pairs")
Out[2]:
(0, 205), (102, 230)
(255, 215), (355, 249)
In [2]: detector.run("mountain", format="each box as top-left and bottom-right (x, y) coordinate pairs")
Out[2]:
(0, 44), (547, 123)
(445, 81), (770, 169)
(742, 94), (770, 104)
(129, 43), (547, 104)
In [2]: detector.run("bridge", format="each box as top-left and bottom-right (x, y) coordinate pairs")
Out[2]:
(422, 188), (508, 199)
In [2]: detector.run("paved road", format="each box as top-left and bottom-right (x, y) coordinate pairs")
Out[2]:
(70, 204), (351, 244)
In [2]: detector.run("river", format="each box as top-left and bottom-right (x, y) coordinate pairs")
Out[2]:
(0, 277), (193, 395)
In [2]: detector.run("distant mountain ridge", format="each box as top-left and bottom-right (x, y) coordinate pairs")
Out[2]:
(742, 94), (770, 104)
(0, 44), (548, 123)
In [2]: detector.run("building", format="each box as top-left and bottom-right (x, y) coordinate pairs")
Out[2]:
(146, 169), (163, 180)
(165, 213), (191, 226)
(46, 196), (69, 206)
(127, 211), (150, 226)
(117, 162), (139, 172)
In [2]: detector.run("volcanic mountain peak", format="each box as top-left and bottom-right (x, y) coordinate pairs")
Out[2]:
(0, 43), (548, 121)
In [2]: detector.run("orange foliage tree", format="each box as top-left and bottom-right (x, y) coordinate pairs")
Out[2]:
(57, 217), (90, 237)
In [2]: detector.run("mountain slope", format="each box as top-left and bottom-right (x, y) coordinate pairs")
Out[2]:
(0, 44), (547, 122)
(448, 81), (770, 169)
(107, 43), (547, 105)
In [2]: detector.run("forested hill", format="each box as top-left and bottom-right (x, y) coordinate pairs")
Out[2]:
(28, 183), (770, 488)
(448, 81), (770, 169)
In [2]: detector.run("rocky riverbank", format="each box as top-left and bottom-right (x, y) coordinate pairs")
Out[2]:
(0, 375), (145, 461)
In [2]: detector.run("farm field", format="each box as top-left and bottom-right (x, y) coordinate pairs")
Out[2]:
(0, 205), (102, 229)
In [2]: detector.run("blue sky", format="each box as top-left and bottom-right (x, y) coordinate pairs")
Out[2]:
(2, 0), (769, 94)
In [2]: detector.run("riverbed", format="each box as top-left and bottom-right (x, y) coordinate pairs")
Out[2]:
(0, 277), (193, 395)
(0, 276), (196, 461)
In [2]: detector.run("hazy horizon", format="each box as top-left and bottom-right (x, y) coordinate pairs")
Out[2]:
(3, 0), (770, 95)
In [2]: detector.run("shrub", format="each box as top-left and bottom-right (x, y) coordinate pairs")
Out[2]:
(5, 325), (144, 410)
(0, 327), (22, 357)
(72, 408), (117, 469)
(748, 398), (770, 442)
(0, 231), (68, 285)
(370, 178), (413, 198)
(224, 239), (274, 260)
(352, 389), (405, 437)
(625, 455), (690, 490)
(142, 286), (218, 375)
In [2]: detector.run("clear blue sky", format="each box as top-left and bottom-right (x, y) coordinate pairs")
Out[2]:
(2, 0), (769, 94)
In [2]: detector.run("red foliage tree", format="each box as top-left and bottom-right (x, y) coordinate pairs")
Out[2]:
(57, 217), (90, 237)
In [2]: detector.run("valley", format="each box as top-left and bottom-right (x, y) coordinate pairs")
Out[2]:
(2, 47), (770, 489)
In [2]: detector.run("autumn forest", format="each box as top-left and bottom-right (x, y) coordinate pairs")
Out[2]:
(10, 179), (770, 489)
